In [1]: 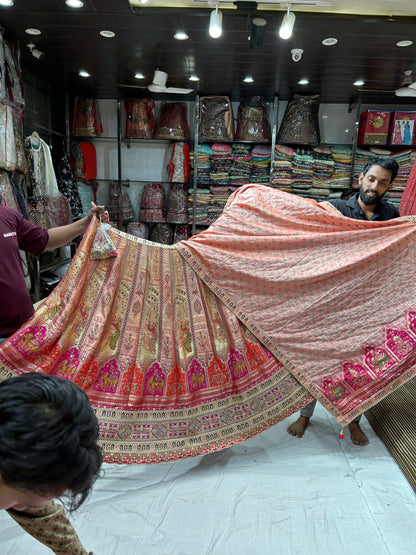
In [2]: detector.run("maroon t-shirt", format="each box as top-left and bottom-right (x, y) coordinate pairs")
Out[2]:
(0, 206), (49, 337)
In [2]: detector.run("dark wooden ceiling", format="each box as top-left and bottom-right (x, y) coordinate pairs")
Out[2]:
(1, 0), (416, 105)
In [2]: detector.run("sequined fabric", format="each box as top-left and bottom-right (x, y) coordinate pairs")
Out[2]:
(7, 501), (88, 554)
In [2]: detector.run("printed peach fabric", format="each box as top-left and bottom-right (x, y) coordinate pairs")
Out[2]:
(1, 183), (415, 463)
(178, 185), (416, 425)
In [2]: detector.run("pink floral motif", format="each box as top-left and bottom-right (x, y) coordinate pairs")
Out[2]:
(343, 362), (371, 390)
(228, 348), (248, 380)
(11, 326), (46, 355)
(166, 365), (187, 395)
(207, 356), (229, 387)
(187, 359), (207, 393)
(386, 329), (416, 359)
(364, 345), (395, 375)
(143, 362), (166, 395)
(93, 359), (120, 393)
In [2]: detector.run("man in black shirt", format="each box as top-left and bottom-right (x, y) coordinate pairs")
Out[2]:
(287, 156), (400, 446)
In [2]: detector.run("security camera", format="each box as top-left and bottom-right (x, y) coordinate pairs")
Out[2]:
(291, 48), (304, 62)
(27, 43), (45, 60)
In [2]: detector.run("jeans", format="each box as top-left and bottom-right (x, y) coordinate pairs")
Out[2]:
(300, 398), (361, 422)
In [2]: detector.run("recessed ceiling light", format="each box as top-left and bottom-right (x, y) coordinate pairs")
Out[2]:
(354, 79), (365, 86)
(65, 0), (84, 7)
(134, 73), (144, 79)
(79, 70), (90, 78)
(189, 75), (200, 82)
(25, 28), (41, 36)
(244, 76), (254, 83)
(298, 78), (309, 85)
(0, 0), (14, 6)
(396, 40), (413, 47)
(174, 32), (189, 41)
(100, 30), (115, 38)
(322, 37), (338, 46)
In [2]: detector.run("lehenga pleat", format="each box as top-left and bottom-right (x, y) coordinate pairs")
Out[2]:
(0, 219), (310, 463)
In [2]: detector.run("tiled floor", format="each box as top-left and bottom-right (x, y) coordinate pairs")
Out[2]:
(1, 403), (415, 555)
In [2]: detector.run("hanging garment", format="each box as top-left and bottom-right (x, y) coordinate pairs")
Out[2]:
(4, 41), (24, 107)
(25, 132), (60, 197)
(57, 148), (83, 220)
(168, 142), (190, 184)
(72, 97), (103, 137)
(1, 185), (416, 465)
(27, 194), (72, 229)
(0, 102), (17, 171)
(71, 141), (97, 183)
(124, 98), (156, 138)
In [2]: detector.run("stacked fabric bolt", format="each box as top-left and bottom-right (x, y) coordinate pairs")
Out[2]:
(209, 185), (232, 220)
(251, 144), (271, 183)
(311, 148), (335, 193)
(271, 144), (295, 192)
(187, 187), (211, 225)
(330, 146), (353, 190)
(291, 148), (314, 197)
(194, 144), (212, 187)
(229, 143), (252, 186)
(210, 143), (233, 185)
(387, 149), (415, 207)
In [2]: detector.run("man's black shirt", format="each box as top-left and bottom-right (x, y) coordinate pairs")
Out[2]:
(329, 193), (400, 221)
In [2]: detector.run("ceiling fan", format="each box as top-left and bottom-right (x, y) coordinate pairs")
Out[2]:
(121, 70), (194, 95)
(358, 70), (416, 97)
(393, 70), (416, 97)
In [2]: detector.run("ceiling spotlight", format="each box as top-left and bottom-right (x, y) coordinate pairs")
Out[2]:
(100, 30), (115, 38)
(134, 72), (145, 79)
(353, 79), (365, 86)
(25, 28), (41, 36)
(65, 0), (84, 7)
(189, 75), (200, 81)
(396, 40), (413, 47)
(27, 43), (45, 60)
(298, 78), (309, 85)
(0, 0), (14, 6)
(79, 70), (90, 78)
(322, 37), (338, 46)
(250, 17), (266, 50)
(279, 5), (295, 40)
(209, 5), (223, 39)
(244, 76), (254, 83)
(174, 31), (189, 41)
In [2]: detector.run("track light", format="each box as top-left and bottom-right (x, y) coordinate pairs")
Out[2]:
(279, 5), (295, 40)
(209, 5), (223, 39)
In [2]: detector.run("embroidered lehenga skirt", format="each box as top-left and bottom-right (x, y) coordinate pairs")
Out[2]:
(1, 184), (415, 463)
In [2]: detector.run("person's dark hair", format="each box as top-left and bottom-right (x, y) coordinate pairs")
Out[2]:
(362, 156), (399, 183)
(0, 373), (103, 511)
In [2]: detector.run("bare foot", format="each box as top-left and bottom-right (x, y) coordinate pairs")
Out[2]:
(348, 421), (369, 446)
(287, 416), (310, 438)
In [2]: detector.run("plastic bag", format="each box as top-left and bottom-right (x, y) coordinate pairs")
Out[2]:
(277, 94), (321, 145)
(235, 96), (270, 141)
(90, 222), (118, 259)
(199, 96), (234, 142)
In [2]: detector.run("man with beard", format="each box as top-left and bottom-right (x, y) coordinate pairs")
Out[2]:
(287, 156), (400, 446)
